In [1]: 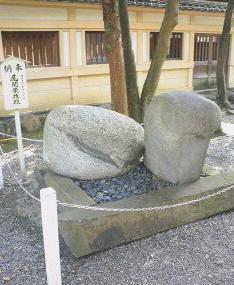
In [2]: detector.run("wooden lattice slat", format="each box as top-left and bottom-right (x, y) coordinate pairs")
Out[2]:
(2, 31), (59, 67)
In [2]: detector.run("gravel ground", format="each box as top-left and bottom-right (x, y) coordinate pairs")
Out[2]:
(0, 113), (233, 285)
(0, 191), (233, 285)
(205, 114), (234, 171)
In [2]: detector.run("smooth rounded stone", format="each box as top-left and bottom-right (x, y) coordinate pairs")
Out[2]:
(144, 91), (222, 184)
(43, 105), (144, 179)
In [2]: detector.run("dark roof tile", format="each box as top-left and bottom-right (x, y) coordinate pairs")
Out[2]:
(50, 0), (227, 13)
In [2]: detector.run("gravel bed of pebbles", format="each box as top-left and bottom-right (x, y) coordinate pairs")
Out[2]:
(75, 163), (174, 203)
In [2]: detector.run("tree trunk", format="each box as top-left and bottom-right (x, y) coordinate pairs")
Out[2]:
(119, 0), (142, 122)
(216, 0), (234, 108)
(102, 0), (128, 114)
(140, 0), (180, 115)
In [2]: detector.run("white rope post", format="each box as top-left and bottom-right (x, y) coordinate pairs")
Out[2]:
(14, 110), (25, 173)
(40, 187), (62, 285)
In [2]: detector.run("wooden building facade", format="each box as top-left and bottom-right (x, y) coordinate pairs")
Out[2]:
(0, 0), (233, 115)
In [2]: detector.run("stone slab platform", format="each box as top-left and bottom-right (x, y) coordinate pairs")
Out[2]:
(36, 166), (234, 258)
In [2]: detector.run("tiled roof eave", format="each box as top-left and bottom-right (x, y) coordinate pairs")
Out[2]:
(49, 0), (227, 13)
(127, 1), (227, 13)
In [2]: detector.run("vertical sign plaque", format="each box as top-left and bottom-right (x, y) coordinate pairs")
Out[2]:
(1, 56), (29, 110)
(1, 56), (29, 173)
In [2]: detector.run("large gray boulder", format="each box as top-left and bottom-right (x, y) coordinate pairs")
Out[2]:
(43, 105), (144, 180)
(144, 91), (222, 184)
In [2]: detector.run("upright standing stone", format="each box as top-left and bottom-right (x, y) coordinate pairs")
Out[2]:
(144, 91), (221, 184)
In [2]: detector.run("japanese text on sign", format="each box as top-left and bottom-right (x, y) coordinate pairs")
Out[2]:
(1, 57), (29, 110)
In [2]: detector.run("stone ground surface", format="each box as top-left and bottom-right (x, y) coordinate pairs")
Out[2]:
(0, 113), (233, 285)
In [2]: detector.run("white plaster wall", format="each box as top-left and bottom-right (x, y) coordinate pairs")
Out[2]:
(76, 31), (83, 65)
(179, 15), (190, 25)
(131, 31), (138, 63)
(192, 16), (224, 26)
(183, 32), (190, 61)
(76, 9), (102, 21)
(142, 32), (148, 63)
(63, 32), (70, 67)
(143, 13), (163, 23)
(0, 5), (68, 21)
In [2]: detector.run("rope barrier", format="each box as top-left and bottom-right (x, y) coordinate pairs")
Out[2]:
(0, 145), (40, 202)
(57, 185), (234, 212)
(0, 131), (43, 143)
(0, 145), (234, 212)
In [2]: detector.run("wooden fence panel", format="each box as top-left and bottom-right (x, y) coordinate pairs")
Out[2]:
(150, 32), (182, 60)
(193, 33), (230, 90)
(2, 31), (59, 67)
(85, 31), (108, 64)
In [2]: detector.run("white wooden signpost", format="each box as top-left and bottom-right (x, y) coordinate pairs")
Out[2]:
(0, 56), (29, 174)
